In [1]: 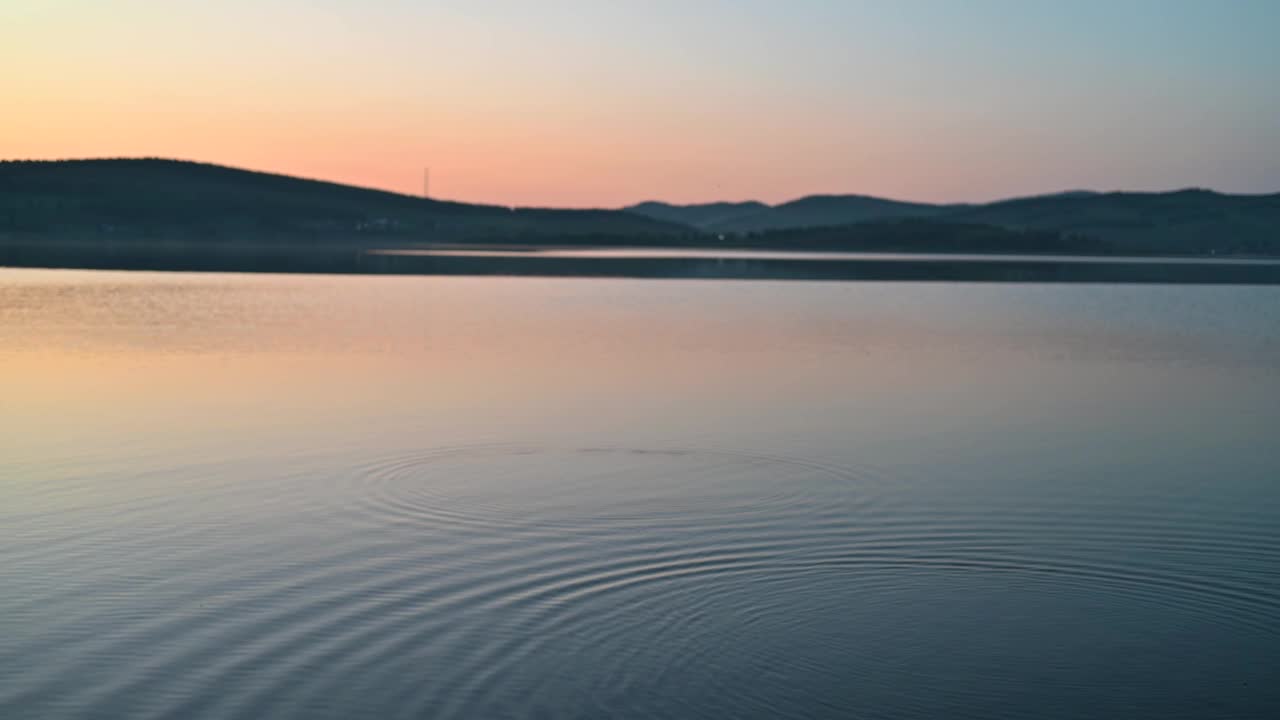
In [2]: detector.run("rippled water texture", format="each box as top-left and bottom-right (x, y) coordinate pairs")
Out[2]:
(2, 269), (1279, 719)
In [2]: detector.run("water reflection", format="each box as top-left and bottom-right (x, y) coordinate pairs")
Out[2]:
(2, 269), (1278, 719)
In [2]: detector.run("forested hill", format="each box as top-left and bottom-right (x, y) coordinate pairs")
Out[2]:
(0, 159), (686, 244)
(4, 160), (1277, 256)
(629, 189), (1280, 255)
(946, 189), (1280, 255)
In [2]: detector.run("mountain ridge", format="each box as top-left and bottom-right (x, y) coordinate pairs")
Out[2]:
(3, 159), (1277, 256)
(0, 158), (688, 243)
(624, 188), (1280, 255)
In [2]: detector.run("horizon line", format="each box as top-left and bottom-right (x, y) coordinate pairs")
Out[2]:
(5, 155), (1277, 210)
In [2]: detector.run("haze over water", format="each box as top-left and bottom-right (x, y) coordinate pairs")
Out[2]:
(3, 269), (1280, 719)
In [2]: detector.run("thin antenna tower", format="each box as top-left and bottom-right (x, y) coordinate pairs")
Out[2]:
(423, 167), (430, 199)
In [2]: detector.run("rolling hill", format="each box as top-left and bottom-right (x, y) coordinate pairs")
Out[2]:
(626, 195), (953, 233)
(946, 189), (1280, 254)
(628, 189), (1280, 255)
(626, 201), (769, 230)
(3, 160), (1276, 257)
(0, 159), (686, 245)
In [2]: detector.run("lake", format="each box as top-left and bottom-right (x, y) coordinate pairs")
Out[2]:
(2, 268), (1279, 719)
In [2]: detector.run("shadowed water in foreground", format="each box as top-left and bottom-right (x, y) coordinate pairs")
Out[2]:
(2, 269), (1279, 719)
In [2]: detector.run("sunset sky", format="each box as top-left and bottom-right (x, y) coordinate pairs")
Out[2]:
(4, 0), (1278, 207)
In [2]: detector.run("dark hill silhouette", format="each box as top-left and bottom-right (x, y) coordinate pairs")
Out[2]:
(629, 189), (1280, 255)
(0, 159), (685, 244)
(626, 194), (952, 233)
(723, 194), (953, 233)
(627, 201), (769, 229)
(4, 160), (1277, 258)
(947, 189), (1280, 255)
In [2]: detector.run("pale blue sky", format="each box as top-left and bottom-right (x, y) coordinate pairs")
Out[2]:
(6, 0), (1279, 204)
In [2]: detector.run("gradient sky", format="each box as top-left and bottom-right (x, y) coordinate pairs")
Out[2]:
(4, 0), (1279, 207)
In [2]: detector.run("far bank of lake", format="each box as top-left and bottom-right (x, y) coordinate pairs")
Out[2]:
(5, 239), (1280, 284)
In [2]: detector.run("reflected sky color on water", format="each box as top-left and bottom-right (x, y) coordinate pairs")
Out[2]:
(2, 269), (1279, 719)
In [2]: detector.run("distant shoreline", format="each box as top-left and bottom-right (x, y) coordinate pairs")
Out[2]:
(4, 239), (1280, 285)
(7, 160), (1278, 261)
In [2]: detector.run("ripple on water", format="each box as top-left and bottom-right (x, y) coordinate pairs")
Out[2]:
(4, 444), (1278, 719)
(343, 444), (887, 531)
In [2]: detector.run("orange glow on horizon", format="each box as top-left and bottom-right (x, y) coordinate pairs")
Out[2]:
(4, 1), (1277, 207)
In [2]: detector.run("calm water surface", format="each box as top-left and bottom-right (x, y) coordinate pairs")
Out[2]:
(2, 269), (1279, 719)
